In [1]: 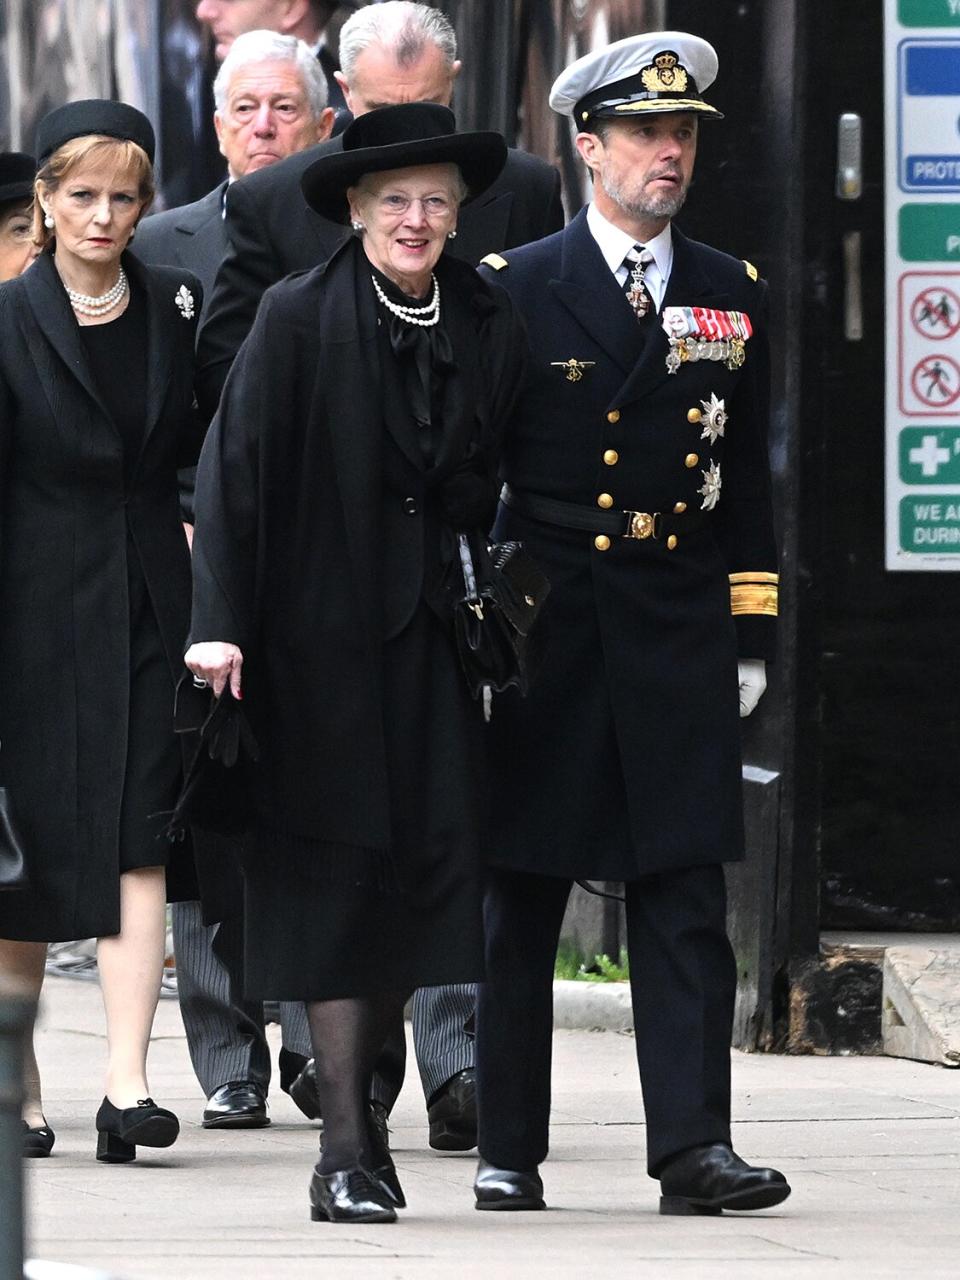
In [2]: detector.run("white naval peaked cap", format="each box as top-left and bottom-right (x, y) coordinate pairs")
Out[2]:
(549, 31), (723, 126)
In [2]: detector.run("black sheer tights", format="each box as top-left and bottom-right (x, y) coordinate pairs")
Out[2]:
(306, 989), (410, 1173)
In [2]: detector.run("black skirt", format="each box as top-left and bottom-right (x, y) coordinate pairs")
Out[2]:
(242, 600), (486, 1001)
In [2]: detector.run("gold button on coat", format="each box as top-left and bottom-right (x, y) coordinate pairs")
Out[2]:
(603, 449), (619, 466)
(687, 407), (702, 424)
(594, 534), (611, 551)
(685, 453), (699, 468)
(667, 535), (678, 550)
(606, 409), (620, 424)
(673, 501), (687, 514)
(597, 493), (614, 509)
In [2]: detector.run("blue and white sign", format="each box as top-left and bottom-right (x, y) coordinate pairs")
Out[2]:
(898, 38), (960, 192)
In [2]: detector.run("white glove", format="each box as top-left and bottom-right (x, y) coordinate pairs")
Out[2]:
(738, 659), (767, 718)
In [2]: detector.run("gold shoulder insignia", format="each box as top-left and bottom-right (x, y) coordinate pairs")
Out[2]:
(481, 253), (509, 272)
(743, 260), (759, 282)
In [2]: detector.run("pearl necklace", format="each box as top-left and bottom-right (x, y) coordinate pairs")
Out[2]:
(65, 268), (128, 318)
(371, 273), (440, 327)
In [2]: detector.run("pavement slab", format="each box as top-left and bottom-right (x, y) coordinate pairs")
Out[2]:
(14, 976), (960, 1279)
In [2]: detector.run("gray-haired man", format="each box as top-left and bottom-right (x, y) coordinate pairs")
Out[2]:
(135, 29), (334, 1129)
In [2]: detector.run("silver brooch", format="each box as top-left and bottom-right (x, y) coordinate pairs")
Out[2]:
(175, 285), (195, 319)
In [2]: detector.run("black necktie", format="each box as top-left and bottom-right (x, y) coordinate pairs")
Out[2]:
(622, 244), (655, 321)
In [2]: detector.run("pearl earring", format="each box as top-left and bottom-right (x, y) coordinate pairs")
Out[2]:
(44, 212), (54, 229)
(447, 229), (457, 240)
(127, 226), (136, 242)
(351, 220), (364, 232)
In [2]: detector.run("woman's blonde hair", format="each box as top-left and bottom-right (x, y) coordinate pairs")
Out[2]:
(33, 135), (154, 248)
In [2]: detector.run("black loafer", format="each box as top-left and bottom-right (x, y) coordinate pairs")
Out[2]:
(428, 1068), (478, 1151)
(22, 1121), (55, 1158)
(366, 1099), (405, 1208)
(287, 1058), (322, 1121)
(95, 1097), (179, 1163)
(659, 1143), (791, 1215)
(474, 1158), (545, 1210)
(202, 1080), (270, 1130)
(309, 1165), (397, 1223)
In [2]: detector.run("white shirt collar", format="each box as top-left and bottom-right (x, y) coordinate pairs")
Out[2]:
(586, 201), (673, 287)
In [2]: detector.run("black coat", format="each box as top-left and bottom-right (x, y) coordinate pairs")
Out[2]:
(480, 211), (779, 879)
(0, 251), (204, 940)
(195, 140), (562, 415)
(133, 183), (227, 322)
(190, 239), (526, 859)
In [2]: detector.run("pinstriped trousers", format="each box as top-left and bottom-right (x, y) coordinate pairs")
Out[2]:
(174, 900), (477, 1105)
(172, 900), (311, 1096)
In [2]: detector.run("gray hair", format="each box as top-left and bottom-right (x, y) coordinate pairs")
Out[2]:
(339, 2), (457, 83)
(213, 30), (329, 117)
(352, 163), (468, 208)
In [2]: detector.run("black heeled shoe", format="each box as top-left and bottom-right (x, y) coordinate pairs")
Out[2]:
(309, 1165), (397, 1223)
(95, 1096), (179, 1163)
(22, 1120), (55, 1158)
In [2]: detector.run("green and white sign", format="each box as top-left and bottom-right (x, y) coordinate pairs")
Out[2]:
(886, 1), (960, 568)
(900, 494), (960, 550)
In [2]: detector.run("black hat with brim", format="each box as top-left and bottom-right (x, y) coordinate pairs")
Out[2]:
(301, 103), (507, 224)
(36, 99), (156, 166)
(0, 153), (36, 207)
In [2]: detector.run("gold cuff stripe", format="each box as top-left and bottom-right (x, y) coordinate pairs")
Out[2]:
(729, 571), (780, 585)
(730, 583), (778, 617)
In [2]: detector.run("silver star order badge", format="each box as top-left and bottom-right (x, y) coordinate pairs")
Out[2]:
(175, 285), (195, 319)
(698, 461), (722, 511)
(699, 393), (727, 444)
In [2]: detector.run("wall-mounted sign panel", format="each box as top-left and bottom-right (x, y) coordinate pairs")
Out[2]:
(886, 3), (960, 567)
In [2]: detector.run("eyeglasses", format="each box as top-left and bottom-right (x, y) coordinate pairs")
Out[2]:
(375, 193), (454, 219)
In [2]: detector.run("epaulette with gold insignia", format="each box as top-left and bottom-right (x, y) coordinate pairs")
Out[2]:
(480, 253), (509, 271)
(729, 571), (778, 617)
(743, 260), (759, 282)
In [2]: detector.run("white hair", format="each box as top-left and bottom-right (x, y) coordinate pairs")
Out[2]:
(213, 30), (328, 117)
(338, 1), (457, 83)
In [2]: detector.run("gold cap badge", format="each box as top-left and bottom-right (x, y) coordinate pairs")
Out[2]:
(642, 51), (689, 94)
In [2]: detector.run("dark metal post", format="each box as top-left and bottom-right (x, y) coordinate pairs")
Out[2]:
(0, 981), (31, 1280)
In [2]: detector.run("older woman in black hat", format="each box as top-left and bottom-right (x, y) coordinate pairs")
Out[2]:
(185, 102), (526, 1222)
(0, 153), (40, 281)
(0, 100), (204, 1162)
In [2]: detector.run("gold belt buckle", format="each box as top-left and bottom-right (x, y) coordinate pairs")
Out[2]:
(625, 510), (660, 540)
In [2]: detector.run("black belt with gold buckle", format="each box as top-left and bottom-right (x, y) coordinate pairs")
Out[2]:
(500, 484), (706, 541)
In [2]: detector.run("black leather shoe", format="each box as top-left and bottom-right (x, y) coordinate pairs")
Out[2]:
(309, 1165), (397, 1223)
(95, 1097), (179, 1163)
(22, 1120), (55, 1158)
(366, 1099), (405, 1208)
(659, 1143), (791, 1215)
(474, 1158), (545, 1210)
(288, 1059), (322, 1121)
(202, 1080), (270, 1130)
(428, 1068), (478, 1151)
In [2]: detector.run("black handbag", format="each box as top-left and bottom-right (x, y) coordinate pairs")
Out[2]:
(165, 684), (260, 840)
(0, 787), (29, 892)
(453, 532), (550, 699)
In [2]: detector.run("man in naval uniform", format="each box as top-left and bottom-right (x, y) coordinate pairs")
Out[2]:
(473, 32), (790, 1216)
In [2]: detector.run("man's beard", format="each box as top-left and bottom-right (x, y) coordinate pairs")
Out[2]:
(602, 164), (688, 221)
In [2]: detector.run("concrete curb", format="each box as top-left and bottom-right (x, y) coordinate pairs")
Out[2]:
(552, 979), (633, 1032)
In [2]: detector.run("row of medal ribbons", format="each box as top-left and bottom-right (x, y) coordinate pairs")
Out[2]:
(661, 306), (753, 341)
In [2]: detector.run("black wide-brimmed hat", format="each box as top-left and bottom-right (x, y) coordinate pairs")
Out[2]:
(36, 99), (156, 166)
(0, 153), (36, 206)
(301, 102), (507, 224)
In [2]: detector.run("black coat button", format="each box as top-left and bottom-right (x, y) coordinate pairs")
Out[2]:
(402, 497), (419, 516)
